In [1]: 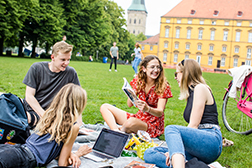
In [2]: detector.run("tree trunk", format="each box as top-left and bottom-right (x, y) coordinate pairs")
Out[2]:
(18, 35), (24, 57)
(0, 37), (4, 56)
(31, 38), (37, 58)
(45, 42), (49, 54)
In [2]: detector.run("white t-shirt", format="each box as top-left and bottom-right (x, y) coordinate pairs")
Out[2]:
(134, 48), (142, 58)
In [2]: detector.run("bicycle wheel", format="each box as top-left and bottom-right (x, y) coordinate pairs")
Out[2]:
(222, 90), (252, 135)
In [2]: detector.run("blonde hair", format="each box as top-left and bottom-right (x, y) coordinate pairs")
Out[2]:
(52, 41), (73, 56)
(35, 83), (87, 144)
(137, 55), (168, 95)
(178, 59), (209, 100)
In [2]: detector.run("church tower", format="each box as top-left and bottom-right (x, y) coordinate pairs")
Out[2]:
(127, 0), (147, 35)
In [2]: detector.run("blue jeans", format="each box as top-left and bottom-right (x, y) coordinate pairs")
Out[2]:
(144, 125), (222, 168)
(132, 57), (142, 74)
(0, 144), (36, 168)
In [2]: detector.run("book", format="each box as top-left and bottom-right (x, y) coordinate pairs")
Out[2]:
(122, 77), (139, 107)
(124, 160), (155, 168)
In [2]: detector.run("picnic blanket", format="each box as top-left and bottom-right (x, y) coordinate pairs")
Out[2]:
(46, 123), (225, 168)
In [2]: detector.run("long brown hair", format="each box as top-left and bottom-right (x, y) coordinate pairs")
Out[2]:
(136, 55), (168, 95)
(178, 59), (209, 100)
(35, 83), (87, 144)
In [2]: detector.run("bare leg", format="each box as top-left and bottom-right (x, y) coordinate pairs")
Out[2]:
(100, 103), (128, 131)
(121, 117), (148, 134)
(171, 153), (185, 168)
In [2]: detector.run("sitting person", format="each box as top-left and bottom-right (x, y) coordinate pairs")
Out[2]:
(22, 41), (92, 134)
(0, 84), (92, 168)
(100, 55), (172, 138)
(144, 59), (222, 168)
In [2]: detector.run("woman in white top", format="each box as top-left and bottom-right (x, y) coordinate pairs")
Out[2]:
(131, 43), (143, 77)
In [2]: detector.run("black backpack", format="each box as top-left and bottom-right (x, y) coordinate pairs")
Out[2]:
(0, 93), (30, 144)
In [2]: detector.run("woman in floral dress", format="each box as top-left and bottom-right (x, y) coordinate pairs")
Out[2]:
(100, 56), (172, 138)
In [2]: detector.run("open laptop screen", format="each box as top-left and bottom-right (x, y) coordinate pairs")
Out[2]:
(92, 128), (129, 157)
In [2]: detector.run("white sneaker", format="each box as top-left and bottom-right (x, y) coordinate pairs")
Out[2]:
(115, 70), (117, 72)
(109, 69), (111, 71)
(133, 74), (137, 77)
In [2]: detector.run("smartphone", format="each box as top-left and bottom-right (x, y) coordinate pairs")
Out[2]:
(99, 166), (113, 168)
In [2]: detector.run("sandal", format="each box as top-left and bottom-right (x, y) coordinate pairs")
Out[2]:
(222, 137), (234, 147)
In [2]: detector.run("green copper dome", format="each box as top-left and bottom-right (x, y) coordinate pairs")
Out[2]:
(128, 0), (147, 13)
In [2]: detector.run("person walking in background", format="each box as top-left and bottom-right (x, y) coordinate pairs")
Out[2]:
(144, 59), (222, 168)
(131, 42), (143, 77)
(62, 35), (67, 42)
(109, 42), (119, 72)
(0, 84), (92, 168)
(100, 56), (172, 138)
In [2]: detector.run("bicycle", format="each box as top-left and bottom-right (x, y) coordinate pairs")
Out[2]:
(222, 73), (252, 135)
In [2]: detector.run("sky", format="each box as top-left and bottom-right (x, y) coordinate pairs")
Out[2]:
(112, 0), (182, 36)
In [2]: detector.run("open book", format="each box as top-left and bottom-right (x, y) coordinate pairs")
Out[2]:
(122, 77), (138, 107)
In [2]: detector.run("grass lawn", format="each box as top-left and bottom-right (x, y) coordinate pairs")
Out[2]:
(0, 56), (251, 167)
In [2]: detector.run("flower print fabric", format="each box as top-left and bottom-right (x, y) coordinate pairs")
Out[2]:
(126, 77), (173, 138)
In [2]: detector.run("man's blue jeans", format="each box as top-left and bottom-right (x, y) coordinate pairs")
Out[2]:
(132, 57), (142, 74)
(144, 125), (222, 168)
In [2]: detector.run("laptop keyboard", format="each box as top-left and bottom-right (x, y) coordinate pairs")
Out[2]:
(93, 151), (113, 159)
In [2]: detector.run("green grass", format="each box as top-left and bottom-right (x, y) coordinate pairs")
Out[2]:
(0, 56), (251, 167)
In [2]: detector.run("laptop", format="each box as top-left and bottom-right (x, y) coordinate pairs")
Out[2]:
(84, 128), (129, 162)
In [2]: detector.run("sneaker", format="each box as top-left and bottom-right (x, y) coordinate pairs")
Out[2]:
(109, 69), (111, 71)
(115, 70), (117, 72)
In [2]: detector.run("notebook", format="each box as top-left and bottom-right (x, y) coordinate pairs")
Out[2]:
(84, 128), (129, 162)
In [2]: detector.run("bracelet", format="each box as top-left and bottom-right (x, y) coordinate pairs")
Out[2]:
(147, 106), (151, 113)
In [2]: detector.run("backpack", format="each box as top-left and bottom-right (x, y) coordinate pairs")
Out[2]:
(0, 93), (30, 144)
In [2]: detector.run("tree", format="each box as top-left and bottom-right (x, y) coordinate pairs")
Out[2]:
(97, 0), (130, 61)
(18, 0), (65, 58)
(136, 32), (147, 42)
(0, 0), (34, 55)
(59, 0), (111, 57)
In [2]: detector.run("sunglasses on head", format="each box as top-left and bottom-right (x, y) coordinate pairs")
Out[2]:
(181, 59), (185, 66)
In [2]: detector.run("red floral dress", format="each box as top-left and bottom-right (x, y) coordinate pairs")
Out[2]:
(126, 77), (173, 138)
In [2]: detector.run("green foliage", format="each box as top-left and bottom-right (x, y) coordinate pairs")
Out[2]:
(136, 32), (147, 42)
(0, 57), (251, 167)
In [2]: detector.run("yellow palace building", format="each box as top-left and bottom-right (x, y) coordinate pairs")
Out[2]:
(141, 0), (252, 71)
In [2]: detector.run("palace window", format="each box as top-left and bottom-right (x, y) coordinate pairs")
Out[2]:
(177, 19), (181, 24)
(234, 47), (239, 53)
(223, 31), (228, 41)
(210, 30), (215, 40)
(165, 28), (169, 38)
(235, 32), (241, 42)
(248, 32), (252, 42)
(233, 58), (238, 67)
(176, 29), (180, 38)
(224, 21), (229, 26)
(222, 46), (227, 52)
(197, 43), (202, 50)
(166, 19), (170, 23)
(164, 42), (168, 48)
(196, 55), (201, 64)
(209, 45), (214, 51)
(221, 57), (226, 67)
(247, 48), (251, 58)
(187, 29), (191, 39)
(175, 43), (179, 49)
(163, 53), (167, 62)
(198, 30), (203, 39)
(208, 56), (213, 65)
(174, 54), (178, 63)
